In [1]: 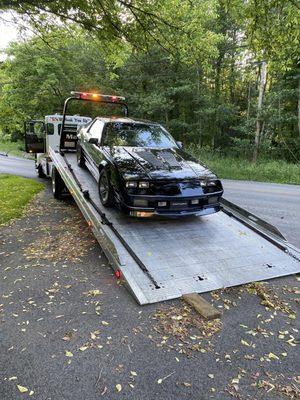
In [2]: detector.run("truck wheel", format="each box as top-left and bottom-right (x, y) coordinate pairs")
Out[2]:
(37, 165), (46, 178)
(51, 167), (64, 199)
(98, 169), (114, 207)
(77, 144), (85, 168)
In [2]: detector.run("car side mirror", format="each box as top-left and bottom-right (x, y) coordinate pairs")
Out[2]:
(176, 141), (183, 149)
(89, 137), (98, 145)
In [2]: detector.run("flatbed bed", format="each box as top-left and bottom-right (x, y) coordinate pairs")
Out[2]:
(50, 148), (300, 305)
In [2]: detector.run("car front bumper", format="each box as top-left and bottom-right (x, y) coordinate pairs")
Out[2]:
(121, 191), (223, 217)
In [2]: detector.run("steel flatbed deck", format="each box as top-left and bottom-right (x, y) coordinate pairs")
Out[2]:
(50, 147), (300, 305)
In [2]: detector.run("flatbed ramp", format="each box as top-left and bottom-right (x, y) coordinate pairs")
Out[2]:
(50, 149), (300, 305)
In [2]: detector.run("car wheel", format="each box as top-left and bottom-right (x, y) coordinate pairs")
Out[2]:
(51, 167), (65, 199)
(98, 169), (114, 207)
(77, 143), (85, 168)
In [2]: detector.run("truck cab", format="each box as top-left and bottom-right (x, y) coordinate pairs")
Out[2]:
(25, 114), (91, 177)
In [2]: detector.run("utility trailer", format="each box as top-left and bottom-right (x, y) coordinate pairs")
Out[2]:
(25, 92), (300, 305)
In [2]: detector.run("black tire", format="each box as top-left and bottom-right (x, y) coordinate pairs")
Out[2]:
(37, 164), (46, 178)
(98, 168), (114, 207)
(77, 143), (85, 168)
(51, 167), (65, 199)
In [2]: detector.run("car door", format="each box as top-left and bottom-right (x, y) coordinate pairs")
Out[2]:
(24, 120), (46, 154)
(83, 119), (105, 178)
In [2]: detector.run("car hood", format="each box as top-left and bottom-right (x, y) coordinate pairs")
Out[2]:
(107, 146), (216, 180)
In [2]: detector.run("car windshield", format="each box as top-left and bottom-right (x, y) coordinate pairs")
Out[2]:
(103, 122), (178, 148)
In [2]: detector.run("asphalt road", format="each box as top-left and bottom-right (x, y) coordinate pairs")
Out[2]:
(1, 154), (299, 247)
(0, 154), (37, 179)
(0, 155), (299, 399)
(223, 180), (300, 249)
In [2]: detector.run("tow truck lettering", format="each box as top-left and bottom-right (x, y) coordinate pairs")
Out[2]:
(65, 134), (77, 140)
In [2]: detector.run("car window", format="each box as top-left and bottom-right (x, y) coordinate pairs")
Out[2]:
(88, 119), (105, 141)
(103, 122), (178, 148)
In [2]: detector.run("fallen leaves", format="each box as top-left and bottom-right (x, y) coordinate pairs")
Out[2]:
(62, 331), (75, 342)
(268, 352), (279, 361)
(65, 350), (73, 357)
(86, 289), (102, 297)
(23, 213), (95, 263)
(115, 384), (122, 392)
(246, 282), (294, 315)
(17, 385), (28, 393)
(79, 345), (89, 352)
(152, 303), (222, 356)
(241, 339), (250, 347)
(254, 373), (300, 399)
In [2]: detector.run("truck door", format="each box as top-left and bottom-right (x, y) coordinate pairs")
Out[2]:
(24, 120), (46, 153)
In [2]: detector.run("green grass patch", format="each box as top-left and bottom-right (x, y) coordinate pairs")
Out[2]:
(0, 139), (27, 158)
(0, 174), (44, 225)
(190, 147), (300, 185)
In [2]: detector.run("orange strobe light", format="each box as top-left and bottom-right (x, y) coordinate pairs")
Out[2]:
(70, 91), (125, 102)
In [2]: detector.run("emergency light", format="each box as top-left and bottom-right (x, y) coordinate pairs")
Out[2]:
(70, 91), (125, 102)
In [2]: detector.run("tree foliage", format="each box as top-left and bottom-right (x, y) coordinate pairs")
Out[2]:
(0, 0), (299, 162)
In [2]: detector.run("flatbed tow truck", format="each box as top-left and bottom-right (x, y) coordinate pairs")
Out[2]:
(25, 92), (300, 305)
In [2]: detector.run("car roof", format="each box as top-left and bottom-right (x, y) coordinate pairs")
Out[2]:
(94, 117), (160, 125)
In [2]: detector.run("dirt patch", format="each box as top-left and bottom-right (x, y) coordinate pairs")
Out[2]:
(23, 192), (96, 263)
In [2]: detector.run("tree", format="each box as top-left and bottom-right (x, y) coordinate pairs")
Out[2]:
(0, 27), (128, 136)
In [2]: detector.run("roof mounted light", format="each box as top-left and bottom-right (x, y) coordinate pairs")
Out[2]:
(70, 91), (125, 102)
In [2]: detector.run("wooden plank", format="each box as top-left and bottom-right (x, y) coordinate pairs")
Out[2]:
(182, 293), (221, 320)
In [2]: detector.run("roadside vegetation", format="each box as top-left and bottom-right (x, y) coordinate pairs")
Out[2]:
(190, 146), (300, 185)
(0, 138), (27, 158)
(0, 174), (44, 225)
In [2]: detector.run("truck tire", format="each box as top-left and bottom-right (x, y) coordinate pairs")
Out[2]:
(98, 169), (114, 207)
(77, 144), (85, 168)
(51, 167), (64, 199)
(37, 164), (46, 178)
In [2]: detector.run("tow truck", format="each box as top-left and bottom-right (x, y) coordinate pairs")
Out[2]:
(25, 114), (92, 179)
(25, 92), (300, 305)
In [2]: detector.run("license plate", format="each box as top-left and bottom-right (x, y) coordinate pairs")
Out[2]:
(171, 201), (188, 207)
(64, 141), (76, 148)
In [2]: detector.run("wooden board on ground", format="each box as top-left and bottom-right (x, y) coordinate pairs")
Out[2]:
(183, 293), (221, 320)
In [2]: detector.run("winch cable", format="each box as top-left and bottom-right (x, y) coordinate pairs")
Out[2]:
(62, 154), (161, 289)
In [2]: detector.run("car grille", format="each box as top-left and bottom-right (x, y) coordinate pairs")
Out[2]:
(151, 179), (200, 196)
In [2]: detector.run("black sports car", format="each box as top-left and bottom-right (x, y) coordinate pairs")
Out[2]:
(77, 117), (223, 217)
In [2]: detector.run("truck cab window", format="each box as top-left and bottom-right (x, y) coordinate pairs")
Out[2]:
(47, 123), (54, 135)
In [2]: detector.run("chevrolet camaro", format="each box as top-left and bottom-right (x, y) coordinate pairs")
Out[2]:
(77, 117), (223, 217)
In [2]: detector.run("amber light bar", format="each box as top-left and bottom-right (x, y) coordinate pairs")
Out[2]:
(70, 91), (125, 102)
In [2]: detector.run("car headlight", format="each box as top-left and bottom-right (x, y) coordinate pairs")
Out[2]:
(126, 181), (137, 188)
(139, 181), (149, 188)
(200, 180), (216, 187)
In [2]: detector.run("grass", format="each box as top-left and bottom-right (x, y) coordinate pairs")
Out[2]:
(0, 139), (28, 158)
(0, 174), (44, 225)
(190, 147), (300, 185)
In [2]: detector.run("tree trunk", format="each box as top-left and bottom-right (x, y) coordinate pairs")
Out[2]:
(246, 83), (251, 121)
(252, 60), (267, 163)
(298, 76), (300, 137)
